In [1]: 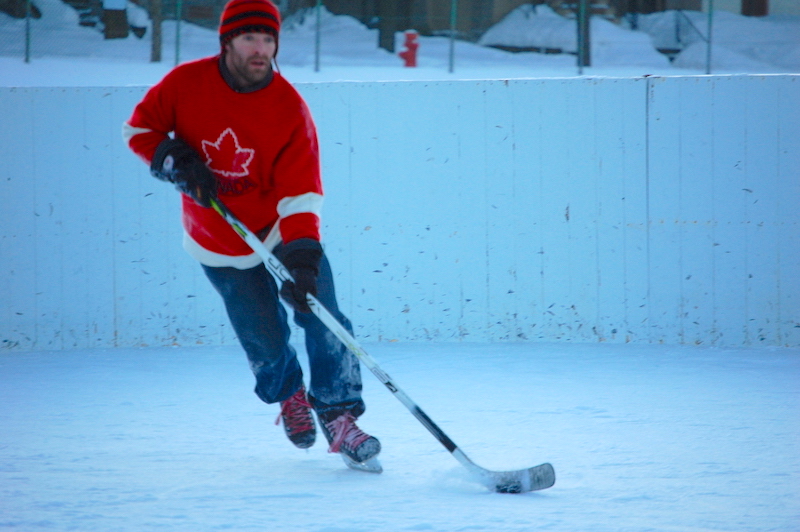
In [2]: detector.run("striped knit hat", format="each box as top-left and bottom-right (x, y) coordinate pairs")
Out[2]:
(219, 0), (281, 49)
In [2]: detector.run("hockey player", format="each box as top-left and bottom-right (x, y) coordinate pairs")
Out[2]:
(122, 0), (380, 467)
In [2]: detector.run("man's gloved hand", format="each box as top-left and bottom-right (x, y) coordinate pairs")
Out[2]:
(275, 239), (323, 314)
(151, 138), (217, 208)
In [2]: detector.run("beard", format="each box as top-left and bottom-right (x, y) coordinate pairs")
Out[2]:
(227, 52), (272, 87)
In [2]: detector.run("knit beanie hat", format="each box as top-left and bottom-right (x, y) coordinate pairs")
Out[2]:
(219, 0), (281, 49)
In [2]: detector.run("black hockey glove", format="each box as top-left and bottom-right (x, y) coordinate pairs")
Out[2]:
(275, 239), (323, 314)
(151, 138), (217, 208)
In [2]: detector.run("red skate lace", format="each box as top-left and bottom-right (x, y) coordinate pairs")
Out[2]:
(326, 413), (371, 454)
(275, 389), (314, 433)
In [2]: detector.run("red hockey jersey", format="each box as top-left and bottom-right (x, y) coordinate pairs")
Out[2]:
(124, 56), (322, 268)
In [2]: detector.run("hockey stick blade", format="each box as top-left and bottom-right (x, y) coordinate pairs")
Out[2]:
(406, 402), (555, 493)
(471, 459), (556, 494)
(210, 199), (556, 493)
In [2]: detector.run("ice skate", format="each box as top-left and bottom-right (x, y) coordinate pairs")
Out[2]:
(319, 411), (381, 466)
(275, 385), (316, 449)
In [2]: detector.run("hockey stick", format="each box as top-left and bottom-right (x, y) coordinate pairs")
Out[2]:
(210, 198), (555, 493)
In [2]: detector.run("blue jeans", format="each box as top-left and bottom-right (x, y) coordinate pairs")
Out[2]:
(202, 252), (365, 417)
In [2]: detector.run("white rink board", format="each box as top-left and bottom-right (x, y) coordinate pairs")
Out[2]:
(0, 76), (797, 349)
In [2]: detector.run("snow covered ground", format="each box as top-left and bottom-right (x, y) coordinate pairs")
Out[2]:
(2, 342), (799, 531)
(0, 0), (798, 87)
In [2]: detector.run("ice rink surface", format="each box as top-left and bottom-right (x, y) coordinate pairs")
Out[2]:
(1, 342), (798, 531)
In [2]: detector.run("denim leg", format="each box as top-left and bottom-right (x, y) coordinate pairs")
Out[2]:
(289, 252), (365, 419)
(202, 264), (304, 404)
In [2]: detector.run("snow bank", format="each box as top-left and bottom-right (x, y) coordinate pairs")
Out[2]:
(636, 10), (800, 72)
(477, 4), (800, 73)
(479, 4), (576, 52)
(478, 4), (669, 67)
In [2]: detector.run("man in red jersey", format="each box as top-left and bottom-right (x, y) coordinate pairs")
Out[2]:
(123, 0), (380, 467)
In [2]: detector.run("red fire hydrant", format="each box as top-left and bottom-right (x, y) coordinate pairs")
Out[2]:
(398, 30), (419, 67)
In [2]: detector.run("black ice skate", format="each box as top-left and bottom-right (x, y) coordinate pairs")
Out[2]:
(319, 411), (381, 466)
(275, 385), (316, 449)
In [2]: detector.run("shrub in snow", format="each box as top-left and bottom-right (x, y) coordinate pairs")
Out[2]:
(126, 1), (149, 30)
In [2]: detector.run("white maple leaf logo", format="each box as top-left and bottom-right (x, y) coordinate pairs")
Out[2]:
(201, 128), (255, 179)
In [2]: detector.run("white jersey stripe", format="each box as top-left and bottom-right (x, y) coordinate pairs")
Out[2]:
(276, 192), (323, 219)
(121, 121), (153, 145)
(183, 232), (264, 270)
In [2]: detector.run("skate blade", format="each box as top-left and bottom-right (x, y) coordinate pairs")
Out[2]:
(341, 454), (383, 474)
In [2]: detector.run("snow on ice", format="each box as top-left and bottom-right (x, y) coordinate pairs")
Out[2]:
(2, 343), (799, 531)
